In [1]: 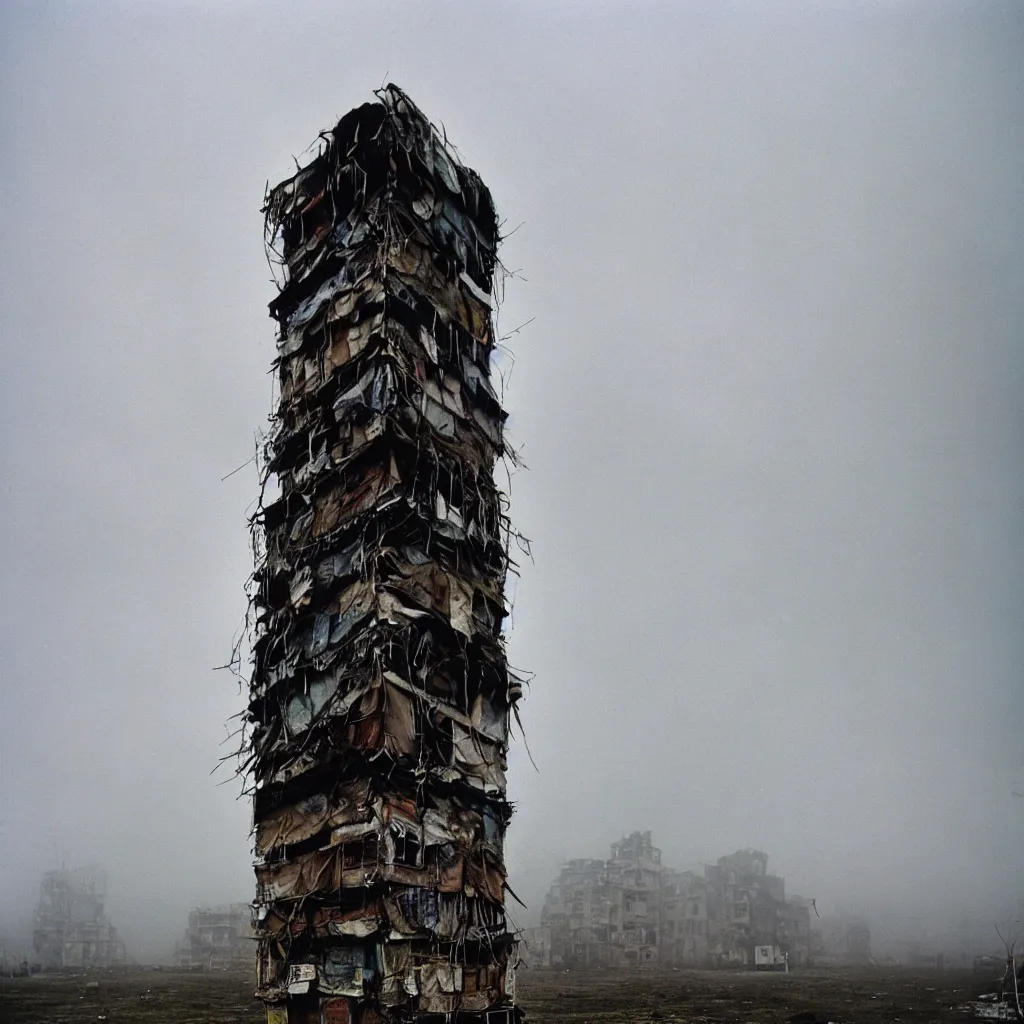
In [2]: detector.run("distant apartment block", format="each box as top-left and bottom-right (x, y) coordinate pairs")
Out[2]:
(176, 904), (254, 970)
(540, 834), (816, 968)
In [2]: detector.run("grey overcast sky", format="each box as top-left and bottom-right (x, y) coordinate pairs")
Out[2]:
(1, 1), (1022, 961)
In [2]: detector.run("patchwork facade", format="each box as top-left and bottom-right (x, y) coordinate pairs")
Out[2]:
(248, 86), (522, 1024)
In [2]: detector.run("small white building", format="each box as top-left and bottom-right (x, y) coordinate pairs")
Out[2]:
(754, 944), (787, 969)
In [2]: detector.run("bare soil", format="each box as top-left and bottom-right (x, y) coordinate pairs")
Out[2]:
(0, 965), (996, 1023)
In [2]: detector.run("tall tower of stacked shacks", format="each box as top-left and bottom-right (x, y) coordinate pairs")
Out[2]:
(249, 86), (522, 1024)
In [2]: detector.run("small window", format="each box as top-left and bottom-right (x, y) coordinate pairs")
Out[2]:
(391, 826), (422, 867)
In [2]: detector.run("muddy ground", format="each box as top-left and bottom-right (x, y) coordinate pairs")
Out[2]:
(0, 965), (1000, 1023)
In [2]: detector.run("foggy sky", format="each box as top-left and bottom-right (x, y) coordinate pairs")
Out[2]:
(1, 1), (1022, 962)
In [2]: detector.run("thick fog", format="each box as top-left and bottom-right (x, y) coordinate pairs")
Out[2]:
(1, 2), (1021, 963)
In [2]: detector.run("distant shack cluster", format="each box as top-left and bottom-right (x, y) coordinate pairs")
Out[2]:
(246, 86), (523, 1023)
(523, 833), (842, 970)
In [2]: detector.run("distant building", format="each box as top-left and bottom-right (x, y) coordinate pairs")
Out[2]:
(1, 936), (33, 976)
(176, 904), (253, 970)
(847, 921), (872, 962)
(518, 927), (552, 968)
(33, 867), (126, 970)
(541, 857), (615, 966)
(700, 850), (812, 966)
(660, 868), (708, 962)
(541, 831), (662, 967)
(606, 831), (663, 966)
(540, 837), (814, 968)
(812, 916), (872, 964)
